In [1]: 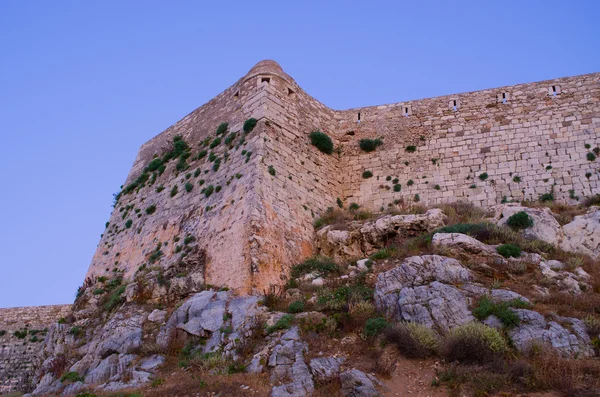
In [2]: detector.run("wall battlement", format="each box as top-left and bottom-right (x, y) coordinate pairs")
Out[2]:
(83, 60), (599, 295)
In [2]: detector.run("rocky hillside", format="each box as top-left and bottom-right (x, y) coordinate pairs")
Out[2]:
(18, 198), (600, 397)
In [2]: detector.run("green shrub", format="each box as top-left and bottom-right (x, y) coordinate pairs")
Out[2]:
(266, 314), (294, 334)
(13, 329), (27, 339)
(0, 330), (6, 337)
(506, 211), (533, 230)
(197, 150), (207, 160)
(203, 185), (214, 197)
(212, 157), (221, 172)
(309, 131), (334, 154)
(125, 219), (133, 229)
(185, 182), (193, 192)
(224, 132), (237, 146)
(587, 152), (597, 161)
(216, 122), (228, 136)
(358, 138), (383, 152)
(385, 322), (440, 358)
(363, 317), (389, 338)
(405, 145), (417, 153)
(170, 185), (178, 197)
(104, 285), (126, 311)
(434, 184), (441, 190)
(215, 185), (222, 192)
(496, 244), (521, 258)
(407, 179), (414, 186)
(512, 176), (521, 183)
(92, 288), (105, 295)
(290, 256), (339, 278)
(226, 362), (246, 374)
(349, 203), (360, 212)
(184, 235), (196, 245)
(69, 326), (83, 337)
(209, 137), (221, 149)
(414, 194), (420, 202)
(145, 205), (157, 215)
(362, 170), (373, 178)
(441, 322), (507, 364)
(60, 371), (84, 383)
(539, 192), (554, 202)
(370, 247), (395, 260)
(268, 165), (276, 176)
(243, 118), (257, 133)
(393, 184), (401, 192)
(336, 197), (343, 208)
(288, 300), (305, 314)
(472, 295), (528, 327)
(479, 172), (489, 181)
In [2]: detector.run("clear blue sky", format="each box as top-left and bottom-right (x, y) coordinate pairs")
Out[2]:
(0, 1), (598, 308)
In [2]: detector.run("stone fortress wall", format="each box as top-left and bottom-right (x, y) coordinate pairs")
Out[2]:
(335, 73), (600, 209)
(0, 305), (71, 393)
(82, 60), (599, 295)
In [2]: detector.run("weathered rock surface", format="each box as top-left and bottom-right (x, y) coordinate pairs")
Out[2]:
(539, 260), (590, 294)
(560, 207), (600, 259)
(316, 209), (447, 260)
(309, 357), (344, 383)
(340, 369), (380, 397)
(432, 232), (542, 265)
(508, 309), (593, 357)
(375, 255), (474, 332)
(269, 327), (314, 397)
(492, 204), (562, 246)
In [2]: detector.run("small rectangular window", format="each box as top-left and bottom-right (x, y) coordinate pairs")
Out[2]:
(357, 112), (361, 123)
(497, 92), (509, 104)
(261, 77), (270, 84)
(449, 99), (459, 111)
(548, 85), (561, 96)
(403, 104), (412, 116)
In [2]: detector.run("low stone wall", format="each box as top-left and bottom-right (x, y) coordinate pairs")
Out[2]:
(0, 304), (72, 393)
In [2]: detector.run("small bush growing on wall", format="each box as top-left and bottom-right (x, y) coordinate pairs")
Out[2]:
(209, 137), (222, 149)
(359, 138), (383, 152)
(145, 205), (156, 215)
(362, 170), (373, 179)
(539, 192), (554, 202)
(185, 182), (193, 192)
(125, 219), (133, 229)
(268, 165), (276, 176)
(407, 179), (414, 186)
(512, 176), (521, 183)
(393, 184), (401, 192)
(587, 152), (597, 161)
(203, 185), (214, 197)
(170, 185), (178, 197)
(309, 131), (334, 155)
(243, 118), (258, 133)
(336, 197), (343, 208)
(405, 146), (416, 153)
(216, 122), (228, 136)
(479, 172), (488, 181)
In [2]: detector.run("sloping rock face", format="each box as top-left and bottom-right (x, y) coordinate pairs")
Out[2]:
(560, 207), (600, 259)
(30, 290), (265, 396)
(316, 209), (447, 261)
(374, 255), (474, 332)
(492, 204), (600, 259)
(157, 290), (265, 357)
(340, 369), (380, 397)
(269, 327), (314, 397)
(492, 204), (563, 246)
(508, 310), (594, 357)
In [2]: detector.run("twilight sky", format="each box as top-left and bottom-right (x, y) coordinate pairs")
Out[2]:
(0, 0), (598, 307)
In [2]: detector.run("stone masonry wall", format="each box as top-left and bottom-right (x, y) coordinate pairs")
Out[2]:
(83, 60), (600, 294)
(334, 73), (600, 209)
(0, 305), (71, 393)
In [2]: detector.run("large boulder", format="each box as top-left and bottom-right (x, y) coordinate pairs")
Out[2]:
(269, 327), (315, 397)
(340, 369), (380, 397)
(508, 309), (594, 358)
(491, 204), (562, 246)
(560, 207), (600, 259)
(375, 255), (474, 332)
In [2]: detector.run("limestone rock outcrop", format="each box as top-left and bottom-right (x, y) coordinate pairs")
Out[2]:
(560, 207), (600, 259)
(374, 255), (474, 332)
(316, 209), (447, 261)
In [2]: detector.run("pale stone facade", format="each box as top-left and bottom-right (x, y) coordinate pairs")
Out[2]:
(83, 60), (599, 294)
